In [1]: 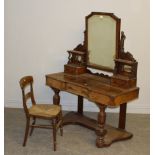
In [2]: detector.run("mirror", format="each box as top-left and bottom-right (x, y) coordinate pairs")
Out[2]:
(86, 12), (121, 72)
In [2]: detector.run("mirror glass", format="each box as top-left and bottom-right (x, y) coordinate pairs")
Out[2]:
(87, 14), (117, 71)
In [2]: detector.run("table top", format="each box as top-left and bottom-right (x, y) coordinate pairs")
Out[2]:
(46, 72), (139, 106)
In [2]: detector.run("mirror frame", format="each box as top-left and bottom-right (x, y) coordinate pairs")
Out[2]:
(85, 12), (121, 72)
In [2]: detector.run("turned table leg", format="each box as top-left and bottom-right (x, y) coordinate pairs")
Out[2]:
(96, 104), (107, 147)
(52, 88), (60, 105)
(77, 95), (83, 115)
(118, 103), (127, 129)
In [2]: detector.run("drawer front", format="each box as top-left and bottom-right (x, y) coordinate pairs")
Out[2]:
(66, 83), (88, 97)
(114, 89), (139, 105)
(46, 77), (118, 106)
(46, 78), (65, 90)
(89, 91), (112, 105)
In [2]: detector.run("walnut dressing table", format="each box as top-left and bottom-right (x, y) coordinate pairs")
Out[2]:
(46, 12), (139, 148)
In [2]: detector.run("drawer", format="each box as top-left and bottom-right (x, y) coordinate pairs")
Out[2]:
(66, 83), (88, 97)
(46, 78), (65, 90)
(89, 91), (112, 105)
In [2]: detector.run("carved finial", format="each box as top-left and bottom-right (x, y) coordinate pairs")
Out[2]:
(120, 31), (126, 53)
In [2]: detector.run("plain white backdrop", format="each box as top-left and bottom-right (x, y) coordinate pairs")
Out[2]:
(2, 0), (153, 154)
(1, 0), (4, 154)
(4, 0), (149, 114)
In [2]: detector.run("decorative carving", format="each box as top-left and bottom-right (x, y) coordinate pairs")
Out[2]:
(86, 69), (111, 79)
(67, 50), (86, 66)
(64, 12), (138, 88)
(112, 31), (138, 88)
(120, 31), (126, 53)
(120, 32), (136, 62)
(113, 31), (138, 80)
(64, 50), (87, 75)
(114, 58), (137, 78)
(120, 51), (137, 62)
(74, 44), (86, 51)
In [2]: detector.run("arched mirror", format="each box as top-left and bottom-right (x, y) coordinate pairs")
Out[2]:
(86, 12), (121, 72)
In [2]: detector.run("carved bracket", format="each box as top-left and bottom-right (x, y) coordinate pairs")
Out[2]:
(120, 32), (136, 61)
(64, 49), (87, 75)
(111, 32), (138, 88)
(67, 50), (86, 66)
(114, 32), (138, 78)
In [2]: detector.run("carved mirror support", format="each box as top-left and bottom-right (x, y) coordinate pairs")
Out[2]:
(64, 12), (138, 89)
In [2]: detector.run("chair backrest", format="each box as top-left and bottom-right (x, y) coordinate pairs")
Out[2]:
(19, 76), (36, 116)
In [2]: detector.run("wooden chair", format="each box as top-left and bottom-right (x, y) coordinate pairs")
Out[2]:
(19, 76), (63, 151)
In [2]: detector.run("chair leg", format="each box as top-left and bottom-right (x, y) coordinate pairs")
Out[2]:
(29, 117), (36, 136)
(23, 117), (30, 146)
(59, 112), (63, 136)
(52, 118), (57, 151)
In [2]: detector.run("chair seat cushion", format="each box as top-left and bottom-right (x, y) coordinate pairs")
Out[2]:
(28, 104), (61, 118)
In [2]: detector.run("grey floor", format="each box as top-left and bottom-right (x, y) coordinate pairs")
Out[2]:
(4, 108), (149, 155)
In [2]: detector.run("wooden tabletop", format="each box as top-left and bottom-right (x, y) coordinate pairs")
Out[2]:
(46, 72), (139, 106)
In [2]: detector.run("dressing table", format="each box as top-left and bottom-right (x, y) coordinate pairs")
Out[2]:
(46, 12), (139, 147)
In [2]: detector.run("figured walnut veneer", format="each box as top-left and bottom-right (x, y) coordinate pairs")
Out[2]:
(46, 72), (139, 106)
(46, 72), (139, 148)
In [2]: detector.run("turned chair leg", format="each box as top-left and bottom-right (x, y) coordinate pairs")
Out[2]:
(23, 117), (30, 146)
(60, 126), (63, 136)
(29, 117), (36, 136)
(52, 118), (57, 151)
(59, 112), (63, 136)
